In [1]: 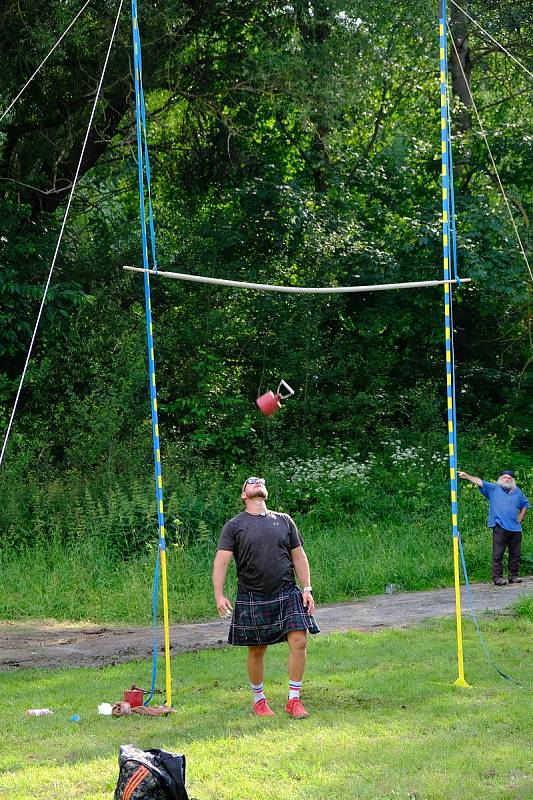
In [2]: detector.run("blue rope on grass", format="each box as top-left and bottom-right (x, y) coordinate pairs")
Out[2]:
(445, 114), (519, 686)
(145, 548), (161, 704)
(457, 532), (523, 686)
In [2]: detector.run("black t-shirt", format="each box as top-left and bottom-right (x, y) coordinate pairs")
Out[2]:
(217, 510), (303, 595)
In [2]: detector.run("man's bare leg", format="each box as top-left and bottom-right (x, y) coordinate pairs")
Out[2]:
(247, 644), (267, 684)
(247, 645), (274, 715)
(286, 630), (309, 718)
(287, 630), (307, 681)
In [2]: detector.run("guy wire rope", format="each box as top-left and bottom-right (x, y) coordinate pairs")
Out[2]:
(0, 0), (93, 124)
(0, 0), (125, 470)
(447, 23), (533, 284)
(448, 0), (533, 80)
(131, 0), (172, 707)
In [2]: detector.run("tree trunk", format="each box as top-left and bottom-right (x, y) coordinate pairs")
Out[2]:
(295, 0), (331, 193)
(449, 0), (472, 132)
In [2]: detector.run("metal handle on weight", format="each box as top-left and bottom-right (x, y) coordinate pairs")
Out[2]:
(277, 380), (294, 399)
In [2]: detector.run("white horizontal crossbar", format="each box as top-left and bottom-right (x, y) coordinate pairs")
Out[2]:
(123, 265), (470, 294)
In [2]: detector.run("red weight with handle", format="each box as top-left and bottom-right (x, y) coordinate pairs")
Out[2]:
(256, 390), (281, 416)
(256, 380), (294, 417)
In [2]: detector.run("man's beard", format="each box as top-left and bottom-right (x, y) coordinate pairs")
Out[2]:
(497, 477), (516, 490)
(248, 486), (268, 499)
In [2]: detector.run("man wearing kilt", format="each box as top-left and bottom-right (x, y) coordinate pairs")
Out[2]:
(213, 476), (319, 718)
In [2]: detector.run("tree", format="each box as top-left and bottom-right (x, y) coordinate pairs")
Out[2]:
(0, 0), (531, 467)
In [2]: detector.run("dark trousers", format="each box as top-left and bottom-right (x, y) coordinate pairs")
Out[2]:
(492, 525), (522, 580)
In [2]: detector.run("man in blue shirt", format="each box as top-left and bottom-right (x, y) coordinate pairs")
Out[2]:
(458, 469), (529, 585)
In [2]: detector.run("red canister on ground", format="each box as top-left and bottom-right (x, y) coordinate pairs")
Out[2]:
(123, 685), (143, 708)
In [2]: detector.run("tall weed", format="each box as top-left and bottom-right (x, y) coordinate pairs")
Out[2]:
(0, 429), (530, 623)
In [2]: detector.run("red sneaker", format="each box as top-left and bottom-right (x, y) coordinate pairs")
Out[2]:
(285, 698), (309, 719)
(252, 698), (275, 717)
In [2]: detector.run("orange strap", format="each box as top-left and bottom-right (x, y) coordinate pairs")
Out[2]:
(123, 765), (149, 800)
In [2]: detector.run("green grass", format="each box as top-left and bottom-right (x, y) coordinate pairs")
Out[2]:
(1, 616), (532, 799)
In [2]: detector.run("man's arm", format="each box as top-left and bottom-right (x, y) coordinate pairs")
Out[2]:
(291, 546), (315, 614)
(212, 550), (234, 617)
(518, 508), (527, 525)
(458, 471), (483, 487)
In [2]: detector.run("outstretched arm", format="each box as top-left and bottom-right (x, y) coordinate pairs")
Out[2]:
(458, 471), (483, 487)
(212, 550), (234, 617)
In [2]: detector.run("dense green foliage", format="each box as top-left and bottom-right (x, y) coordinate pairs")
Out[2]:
(0, 1), (531, 582)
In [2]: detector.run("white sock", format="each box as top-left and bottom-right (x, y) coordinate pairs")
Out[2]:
(288, 680), (302, 700)
(251, 682), (265, 704)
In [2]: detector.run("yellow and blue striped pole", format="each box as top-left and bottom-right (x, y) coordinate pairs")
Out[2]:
(439, 0), (469, 688)
(132, 0), (172, 706)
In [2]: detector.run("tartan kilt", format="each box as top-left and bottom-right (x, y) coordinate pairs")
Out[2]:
(228, 584), (320, 646)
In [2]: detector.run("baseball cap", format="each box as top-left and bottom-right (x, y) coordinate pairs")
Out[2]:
(500, 470), (514, 478)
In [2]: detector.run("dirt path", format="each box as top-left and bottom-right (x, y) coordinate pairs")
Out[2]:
(1, 578), (531, 670)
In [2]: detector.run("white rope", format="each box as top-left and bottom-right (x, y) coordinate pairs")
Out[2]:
(0, 0), (125, 470)
(448, 23), (533, 284)
(448, 0), (533, 80)
(0, 0), (93, 124)
(123, 265), (471, 294)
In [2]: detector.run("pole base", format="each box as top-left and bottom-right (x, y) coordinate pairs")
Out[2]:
(453, 677), (471, 688)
